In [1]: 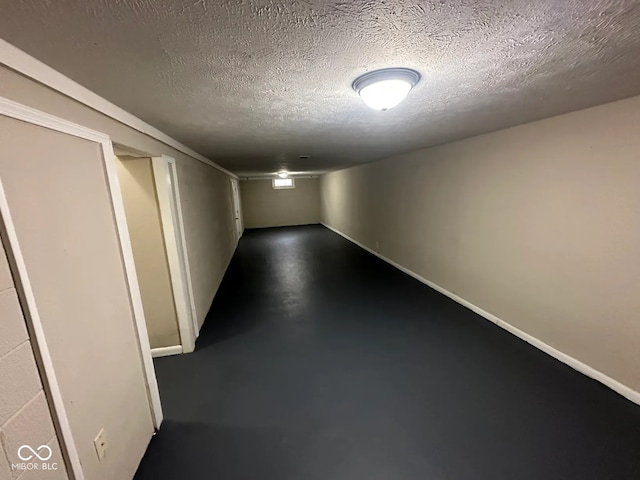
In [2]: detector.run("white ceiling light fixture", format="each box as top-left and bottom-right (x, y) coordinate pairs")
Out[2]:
(353, 68), (421, 111)
(277, 171), (289, 178)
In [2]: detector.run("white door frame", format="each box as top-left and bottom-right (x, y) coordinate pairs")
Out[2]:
(151, 156), (198, 352)
(0, 96), (163, 479)
(230, 178), (243, 240)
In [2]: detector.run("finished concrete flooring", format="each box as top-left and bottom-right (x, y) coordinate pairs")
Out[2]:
(136, 225), (640, 480)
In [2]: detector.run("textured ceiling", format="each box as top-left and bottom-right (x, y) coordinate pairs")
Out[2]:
(1, 0), (639, 175)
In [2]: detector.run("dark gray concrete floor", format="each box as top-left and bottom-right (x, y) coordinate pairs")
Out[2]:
(135, 225), (640, 480)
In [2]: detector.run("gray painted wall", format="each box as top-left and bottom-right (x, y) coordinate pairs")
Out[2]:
(0, 64), (238, 328)
(321, 94), (640, 394)
(0, 64), (240, 479)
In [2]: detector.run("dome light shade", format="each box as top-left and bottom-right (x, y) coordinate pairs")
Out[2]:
(359, 79), (412, 110)
(353, 68), (420, 111)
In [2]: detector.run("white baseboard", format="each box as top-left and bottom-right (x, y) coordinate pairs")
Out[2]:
(321, 223), (640, 406)
(151, 345), (183, 358)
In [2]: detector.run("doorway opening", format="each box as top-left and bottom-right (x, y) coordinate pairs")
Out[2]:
(115, 146), (198, 356)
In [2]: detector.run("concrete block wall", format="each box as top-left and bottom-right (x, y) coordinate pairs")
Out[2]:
(0, 240), (67, 480)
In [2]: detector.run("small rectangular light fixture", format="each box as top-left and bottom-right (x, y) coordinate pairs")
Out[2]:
(273, 178), (294, 189)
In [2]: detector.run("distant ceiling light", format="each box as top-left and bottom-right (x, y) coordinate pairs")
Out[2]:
(352, 68), (420, 111)
(277, 171), (289, 178)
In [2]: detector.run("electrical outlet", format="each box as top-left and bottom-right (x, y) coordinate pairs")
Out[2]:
(94, 428), (108, 461)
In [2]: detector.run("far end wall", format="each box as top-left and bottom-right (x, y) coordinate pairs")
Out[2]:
(241, 177), (321, 229)
(321, 94), (640, 395)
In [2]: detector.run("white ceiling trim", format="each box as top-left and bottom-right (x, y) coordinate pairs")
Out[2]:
(0, 39), (238, 179)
